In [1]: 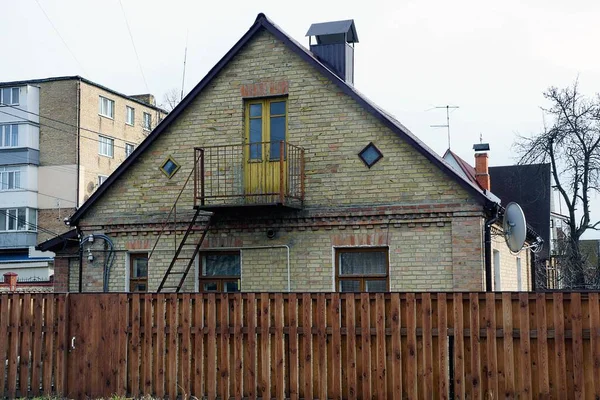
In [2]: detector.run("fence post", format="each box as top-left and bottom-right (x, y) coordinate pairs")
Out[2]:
(3, 273), (17, 292)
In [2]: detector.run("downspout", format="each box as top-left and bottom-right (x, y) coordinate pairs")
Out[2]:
(77, 229), (83, 293)
(76, 79), (81, 208)
(484, 204), (500, 292)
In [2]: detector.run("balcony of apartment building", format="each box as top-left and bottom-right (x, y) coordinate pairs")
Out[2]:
(193, 141), (305, 211)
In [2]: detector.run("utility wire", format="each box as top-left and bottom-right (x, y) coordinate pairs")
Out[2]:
(33, 0), (88, 76)
(0, 107), (139, 153)
(118, 0), (150, 93)
(0, 209), (64, 239)
(0, 180), (78, 206)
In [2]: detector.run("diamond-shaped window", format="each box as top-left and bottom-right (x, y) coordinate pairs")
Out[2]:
(160, 155), (181, 179)
(358, 142), (383, 168)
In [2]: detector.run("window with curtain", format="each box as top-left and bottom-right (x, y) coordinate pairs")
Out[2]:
(199, 251), (241, 292)
(336, 247), (389, 292)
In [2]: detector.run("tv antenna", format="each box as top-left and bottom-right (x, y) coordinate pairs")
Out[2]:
(180, 30), (189, 101)
(503, 202), (527, 253)
(430, 105), (459, 149)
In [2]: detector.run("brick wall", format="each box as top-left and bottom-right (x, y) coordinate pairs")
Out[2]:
(68, 28), (488, 292)
(491, 225), (531, 291)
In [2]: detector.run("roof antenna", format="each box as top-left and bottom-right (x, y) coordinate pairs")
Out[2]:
(430, 105), (459, 150)
(180, 30), (189, 101)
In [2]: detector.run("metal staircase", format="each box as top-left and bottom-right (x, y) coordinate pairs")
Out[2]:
(157, 209), (212, 293)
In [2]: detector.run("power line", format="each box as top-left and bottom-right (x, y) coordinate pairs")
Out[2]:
(33, 0), (88, 76)
(0, 107), (139, 153)
(0, 209), (64, 239)
(118, 0), (150, 93)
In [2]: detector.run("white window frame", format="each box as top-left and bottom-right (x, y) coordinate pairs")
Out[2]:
(99, 96), (115, 119)
(98, 135), (114, 157)
(0, 167), (21, 191)
(0, 124), (18, 148)
(126, 106), (135, 126)
(143, 112), (152, 131)
(98, 175), (108, 186)
(0, 207), (36, 232)
(125, 143), (134, 158)
(0, 87), (19, 106)
(516, 257), (522, 291)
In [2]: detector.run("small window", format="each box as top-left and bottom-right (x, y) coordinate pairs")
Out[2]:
(0, 207), (35, 232)
(129, 253), (148, 292)
(99, 96), (115, 118)
(0, 125), (18, 147)
(143, 112), (152, 131)
(98, 135), (114, 157)
(0, 167), (21, 191)
(358, 142), (383, 168)
(336, 248), (389, 292)
(160, 155), (180, 178)
(516, 257), (522, 291)
(98, 175), (108, 186)
(493, 250), (501, 291)
(125, 143), (134, 158)
(0, 87), (19, 106)
(199, 251), (241, 292)
(126, 106), (135, 126)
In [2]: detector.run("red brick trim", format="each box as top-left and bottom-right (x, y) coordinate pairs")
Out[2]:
(240, 81), (289, 98)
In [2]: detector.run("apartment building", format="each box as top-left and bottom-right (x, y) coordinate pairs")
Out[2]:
(0, 76), (167, 280)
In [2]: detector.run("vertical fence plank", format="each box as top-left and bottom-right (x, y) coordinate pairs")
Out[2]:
(518, 292), (532, 397)
(54, 295), (68, 398)
(590, 293), (600, 399)
(571, 293), (584, 399)
(288, 294), (299, 400)
(274, 294), (285, 400)
(31, 294), (43, 397)
(19, 293), (31, 398)
(167, 295), (178, 400)
(422, 293), (433, 400)
(375, 294), (387, 400)
(453, 293), (465, 400)
(233, 293), (243, 400)
(0, 295), (8, 397)
(129, 294), (141, 398)
(180, 294), (191, 399)
(406, 293), (418, 400)
(302, 293), (313, 400)
(117, 294), (128, 397)
(345, 294), (357, 400)
(154, 293), (165, 398)
(192, 294), (204, 398)
(485, 293), (498, 398)
(41, 294), (54, 396)
(259, 293), (270, 399)
(316, 294), (327, 400)
(6, 295), (19, 399)
(536, 293), (550, 396)
(245, 293), (256, 400)
(360, 293), (372, 400)
(553, 293), (568, 399)
(438, 293), (448, 400)
(142, 294), (153, 396)
(468, 293), (481, 400)
(331, 293), (341, 400)
(220, 293), (231, 400)
(502, 293), (515, 397)
(206, 293), (217, 400)
(390, 293), (403, 400)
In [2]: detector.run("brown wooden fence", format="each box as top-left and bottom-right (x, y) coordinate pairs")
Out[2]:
(3, 292), (600, 399)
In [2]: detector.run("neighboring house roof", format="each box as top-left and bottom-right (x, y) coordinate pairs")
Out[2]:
(36, 229), (78, 253)
(0, 75), (168, 114)
(443, 149), (480, 187)
(489, 164), (551, 259)
(68, 13), (495, 225)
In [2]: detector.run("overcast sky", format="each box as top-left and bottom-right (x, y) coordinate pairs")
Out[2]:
(4, 0), (600, 238)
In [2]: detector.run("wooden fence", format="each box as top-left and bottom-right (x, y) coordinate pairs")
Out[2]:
(2, 292), (600, 399)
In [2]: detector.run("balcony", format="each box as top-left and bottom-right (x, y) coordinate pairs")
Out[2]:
(194, 142), (305, 210)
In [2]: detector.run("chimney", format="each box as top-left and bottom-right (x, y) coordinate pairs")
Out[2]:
(129, 94), (156, 106)
(306, 20), (358, 84)
(473, 143), (491, 191)
(3, 272), (17, 292)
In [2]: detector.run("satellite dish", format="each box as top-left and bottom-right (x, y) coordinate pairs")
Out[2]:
(503, 202), (527, 252)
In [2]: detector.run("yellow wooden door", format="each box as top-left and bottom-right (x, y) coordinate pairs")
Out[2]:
(244, 98), (287, 203)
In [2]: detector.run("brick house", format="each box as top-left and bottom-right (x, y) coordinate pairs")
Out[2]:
(41, 14), (537, 293)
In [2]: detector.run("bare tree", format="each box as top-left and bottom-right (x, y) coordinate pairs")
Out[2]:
(160, 87), (181, 112)
(516, 81), (600, 289)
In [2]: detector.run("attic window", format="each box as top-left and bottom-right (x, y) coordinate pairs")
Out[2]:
(160, 156), (180, 179)
(358, 142), (383, 168)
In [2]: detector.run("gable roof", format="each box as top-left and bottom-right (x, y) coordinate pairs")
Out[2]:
(69, 13), (494, 225)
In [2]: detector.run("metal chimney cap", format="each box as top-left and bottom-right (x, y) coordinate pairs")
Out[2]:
(306, 20), (359, 43)
(473, 143), (490, 152)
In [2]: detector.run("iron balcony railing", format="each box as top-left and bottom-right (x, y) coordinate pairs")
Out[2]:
(194, 141), (305, 208)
